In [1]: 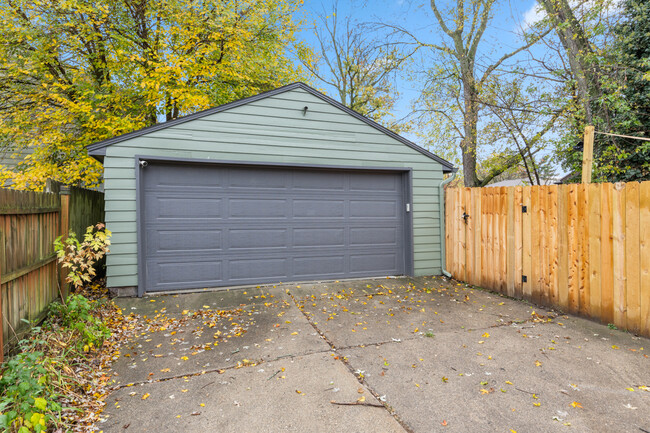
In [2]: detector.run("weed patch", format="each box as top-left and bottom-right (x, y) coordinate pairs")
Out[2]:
(0, 288), (139, 432)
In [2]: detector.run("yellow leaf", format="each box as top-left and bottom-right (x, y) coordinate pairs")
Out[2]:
(482, 332), (490, 338)
(142, 393), (150, 400)
(570, 401), (583, 408)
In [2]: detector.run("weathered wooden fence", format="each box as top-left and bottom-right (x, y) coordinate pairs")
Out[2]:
(446, 182), (650, 337)
(0, 185), (104, 361)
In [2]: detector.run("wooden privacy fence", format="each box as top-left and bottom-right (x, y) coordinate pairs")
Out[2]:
(445, 182), (650, 338)
(0, 184), (104, 362)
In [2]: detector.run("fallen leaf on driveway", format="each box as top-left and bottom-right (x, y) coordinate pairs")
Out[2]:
(570, 401), (583, 408)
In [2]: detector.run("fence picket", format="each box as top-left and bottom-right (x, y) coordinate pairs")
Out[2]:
(588, 183), (602, 319)
(625, 182), (641, 333)
(600, 183), (614, 325)
(557, 185), (569, 310)
(612, 183), (627, 329)
(514, 186), (523, 298)
(445, 181), (650, 338)
(506, 188), (515, 297)
(640, 181), (650, 336)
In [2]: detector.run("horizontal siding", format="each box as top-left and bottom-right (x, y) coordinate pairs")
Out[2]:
(106, 142), (443, 169)
(103, 87), (447, 288)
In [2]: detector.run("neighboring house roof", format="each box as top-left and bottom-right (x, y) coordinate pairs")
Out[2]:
(86, 82), (455, 173)
(487, 177), (561, 187)
(0, 145), (33, 170)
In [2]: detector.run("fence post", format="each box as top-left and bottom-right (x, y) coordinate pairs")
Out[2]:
(0, 230), (4, 363)
(582, 125), (595, 184)
(59, 186), (71, 296)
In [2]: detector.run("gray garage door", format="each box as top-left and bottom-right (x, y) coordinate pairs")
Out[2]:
(141, 162), (408, 292)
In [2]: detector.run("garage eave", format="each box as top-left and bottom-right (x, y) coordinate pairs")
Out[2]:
(86, 82), (455, 172)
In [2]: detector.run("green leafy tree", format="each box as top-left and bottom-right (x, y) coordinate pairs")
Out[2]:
(603, 0), (650, 181)
(0, 0), (307, 190)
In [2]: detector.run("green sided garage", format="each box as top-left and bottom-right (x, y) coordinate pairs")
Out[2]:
(87, 83), (455, 296)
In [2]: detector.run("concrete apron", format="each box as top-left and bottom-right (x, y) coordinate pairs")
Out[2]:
(101, 277), (650, 433)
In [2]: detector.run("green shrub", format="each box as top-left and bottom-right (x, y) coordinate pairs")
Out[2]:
(0, 293), (114, 432)
(0, 350), (60, 432)
(54, 223), (111, 290)
(50, 294), (110, 351)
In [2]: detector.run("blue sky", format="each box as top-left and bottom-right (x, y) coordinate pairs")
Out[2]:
(292, 1), (573, 178)
(296, 0), (542, 123)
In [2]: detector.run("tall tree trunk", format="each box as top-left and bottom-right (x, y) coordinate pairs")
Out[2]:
(461, 73), (480, 187)
(538, 0), (599, 124)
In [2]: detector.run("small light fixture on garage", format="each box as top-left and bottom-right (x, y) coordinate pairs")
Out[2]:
(303, 105), (309, 116)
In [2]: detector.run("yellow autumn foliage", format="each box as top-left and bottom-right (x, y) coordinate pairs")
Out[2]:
(0, 0), (311, 190)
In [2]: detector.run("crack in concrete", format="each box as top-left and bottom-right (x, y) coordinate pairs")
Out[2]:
(109, 348), (334, 391)
(286, 289), (415, 433)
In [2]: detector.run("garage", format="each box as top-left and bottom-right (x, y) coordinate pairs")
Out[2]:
(87, 82), (454, 296)
(141, 161), (410, 292)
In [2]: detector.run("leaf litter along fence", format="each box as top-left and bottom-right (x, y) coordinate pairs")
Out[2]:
(445, 182), (650, 338)
(0, 182), (104, 361)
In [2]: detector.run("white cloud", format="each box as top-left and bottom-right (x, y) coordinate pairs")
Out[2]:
(520, 0), (624, 30)
(522, 2), (546, 28)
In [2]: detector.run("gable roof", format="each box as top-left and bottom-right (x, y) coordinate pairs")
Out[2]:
(86, 82), (455, 172)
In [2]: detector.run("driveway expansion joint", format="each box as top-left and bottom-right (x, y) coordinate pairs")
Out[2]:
(286, 289), (414, 433)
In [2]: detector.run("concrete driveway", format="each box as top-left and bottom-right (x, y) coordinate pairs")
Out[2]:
(101, 277), (649, 433)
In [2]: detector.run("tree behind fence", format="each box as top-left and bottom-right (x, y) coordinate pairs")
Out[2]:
(0, 184), (104, 361)
(445, 182), (650, 338)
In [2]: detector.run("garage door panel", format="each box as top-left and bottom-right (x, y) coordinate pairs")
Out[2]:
(229, 258), (288, 280)
(349, 252), (398, 273)
(293, 199), (345, 218)
(147, 164), (224, 188)
(292, 171), (345, 190)
(228, 228), (288, 249)
(148, 229), (222, 254)
(146, 195), (223, 219)
(293, 228), (345, 247)
(228, 168), (289, 189)
(147, 260), (223, 288)
(229, 198), (288, 218)
(142, 163), (407, 292)
(349, 172), (399, 192)
(350, 199), (399, 218)
(293, 256), (345, 276)
(350, 227), (398, 246)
